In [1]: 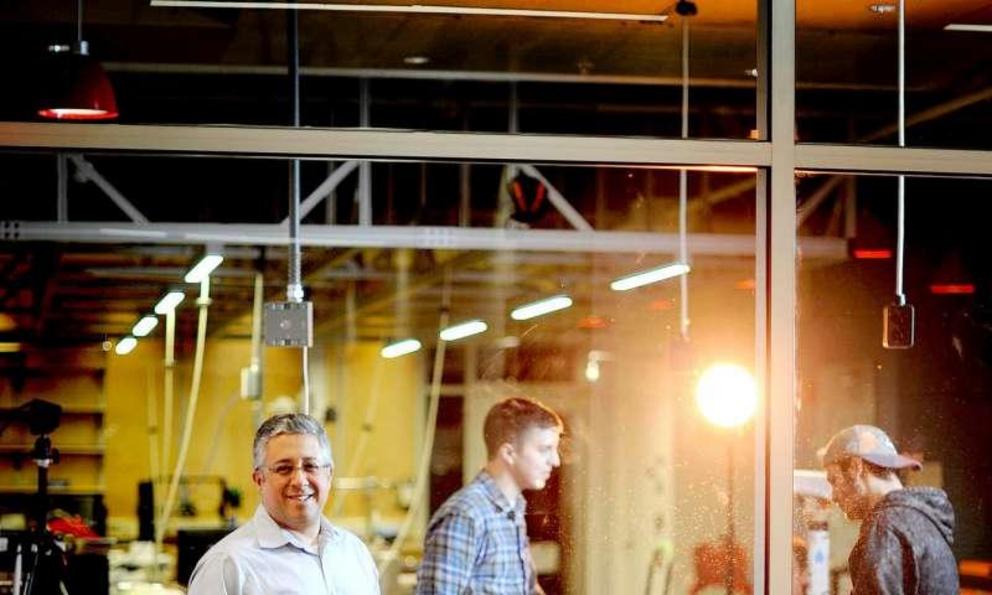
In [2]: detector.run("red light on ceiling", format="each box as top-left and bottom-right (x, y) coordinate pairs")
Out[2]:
(578, 315), (609, 330)
(38, 47), (119, 121)
(929, 284), (975, 295)
(735, 279), (756, 290)
(853, 249), (893, 260)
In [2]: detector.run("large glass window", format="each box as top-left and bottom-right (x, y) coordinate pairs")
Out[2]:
(796, 174), (992, 594)
(797, 0), (992, 149)
(0, 152), (770, 593)
(0, 2), (760, 139)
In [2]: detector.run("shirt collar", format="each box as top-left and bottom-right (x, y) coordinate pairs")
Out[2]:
(476, 470), (527, 515)
(253, 505), (339, 550)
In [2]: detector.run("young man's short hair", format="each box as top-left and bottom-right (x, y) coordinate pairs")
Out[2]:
(483, 397), (563, 458)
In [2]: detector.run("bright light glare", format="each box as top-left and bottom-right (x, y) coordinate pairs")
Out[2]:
(154, 291), (185, 314)
(585, 360), (600, 382)
(610, 263), (690, 291)
(511, 295), (573, 321)
(115, 337), (138, 355)
(184, 254), (224, 283)
(695, 363), (757, 428)
(381, 338), (422, 359)
(439, 320), (488, 342)
(131, 315), (159, 337)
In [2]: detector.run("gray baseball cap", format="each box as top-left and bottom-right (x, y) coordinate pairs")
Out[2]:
(819, 424), (922, 470)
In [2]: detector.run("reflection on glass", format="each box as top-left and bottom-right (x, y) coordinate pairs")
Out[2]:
(0, 156), (762, 593)
(796, 174), (992, 595)
(0, 2), (759, 138)
(797, 0), (992, 149)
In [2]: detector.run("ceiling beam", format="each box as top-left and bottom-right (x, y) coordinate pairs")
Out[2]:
(0, 123), (770, 167)
(0, 221), (847, 258)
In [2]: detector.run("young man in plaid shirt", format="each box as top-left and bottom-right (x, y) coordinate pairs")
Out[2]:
(416, 397), (563, 594)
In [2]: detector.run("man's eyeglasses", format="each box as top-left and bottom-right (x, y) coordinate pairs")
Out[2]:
(262, 462), (332, 478)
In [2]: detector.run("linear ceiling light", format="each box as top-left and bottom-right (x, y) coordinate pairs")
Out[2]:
(610, 262), (691, 291)
(184, 253), (224, 283)
(149, 1), (669, 22)
(381, 338), (423, 359)
(131, 315), (159, 337)
(440, 319), (488, 342)
(115, 336), (138, 355)
(944, 23), (992, 32)
(511, 295), (573, 321)
(154, 290), (185, 314)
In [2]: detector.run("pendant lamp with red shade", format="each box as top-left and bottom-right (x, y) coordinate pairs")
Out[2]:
(38, 0), (118, 121)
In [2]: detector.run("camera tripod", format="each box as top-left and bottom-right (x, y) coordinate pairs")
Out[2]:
(0, 400), (70, 595)
(13, 433), (70, 595)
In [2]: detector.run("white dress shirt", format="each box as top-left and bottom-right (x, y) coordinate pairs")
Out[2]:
(188, 505), (380, 594)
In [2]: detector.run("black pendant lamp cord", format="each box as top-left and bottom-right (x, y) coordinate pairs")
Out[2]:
(76, 0), (84, 49)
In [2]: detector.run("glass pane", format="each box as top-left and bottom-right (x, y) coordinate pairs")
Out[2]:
(797, 0), (992, 149)
(0, 152), (760, 592)
(796, 173), (992, 594)
(0, 2), (758, 139)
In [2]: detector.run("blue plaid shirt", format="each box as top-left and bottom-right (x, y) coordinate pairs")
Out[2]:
(416, 470), (537, 594)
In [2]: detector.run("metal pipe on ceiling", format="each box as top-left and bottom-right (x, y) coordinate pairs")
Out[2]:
(1, 221), (849, 258)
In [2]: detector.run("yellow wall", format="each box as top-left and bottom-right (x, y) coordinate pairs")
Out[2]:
(102, 338), (425, 539)
(104, 339), (304, 537)
(320, 342), (424, 531)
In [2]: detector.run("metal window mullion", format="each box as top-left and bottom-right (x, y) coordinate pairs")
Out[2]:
(768, 1), (797, 595)
(0, 123), (770, 168)
(797, 144), (992, 177)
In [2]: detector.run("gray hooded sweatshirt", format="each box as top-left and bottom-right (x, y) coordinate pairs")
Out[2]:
(849, 486), (959, 595)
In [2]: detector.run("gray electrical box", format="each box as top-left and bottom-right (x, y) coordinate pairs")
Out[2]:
(264, 301), (313, 347)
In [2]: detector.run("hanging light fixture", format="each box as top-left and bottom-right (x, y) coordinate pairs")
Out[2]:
(38, 0), (118, 120)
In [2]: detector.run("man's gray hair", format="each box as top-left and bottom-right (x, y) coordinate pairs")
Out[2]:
(252, 413), (333, 470)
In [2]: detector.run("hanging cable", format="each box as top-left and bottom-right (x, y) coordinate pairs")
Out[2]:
(285, 9), (311, 413)
(160, 308), (176, 520)
(156, 277), (211, 546)
(882, 0), (914, 349)
(145, 369), (160, 512)
(75, 0), (83, 46)
(250, 271), (264, 429)
(895, 0), (907, 304)
(287, 9), (302, 305)
(379, 270), (452, 572)
(678, 16), (691, 341)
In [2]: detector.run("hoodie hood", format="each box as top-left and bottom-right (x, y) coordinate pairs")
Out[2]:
(876, 486), (955, 545)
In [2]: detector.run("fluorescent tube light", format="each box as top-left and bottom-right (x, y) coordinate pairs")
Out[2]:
(131, 315), (159, 337)
(154, 290), (185, 314)
(440, 319), (488, 342)
(149, 1), (669, 22)
(610, 262), (691, 291)
(115, 336), (138, 355)
(381, 338), (422, 359)
(184, 253), (224, 283)
(945, 23), (992, 32)
(511, 295), (573, 321)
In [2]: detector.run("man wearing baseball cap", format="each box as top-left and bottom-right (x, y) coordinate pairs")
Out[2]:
(820, 424), (958, 594)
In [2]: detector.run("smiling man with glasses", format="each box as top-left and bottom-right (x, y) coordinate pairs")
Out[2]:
(189, 413), (380, 594)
